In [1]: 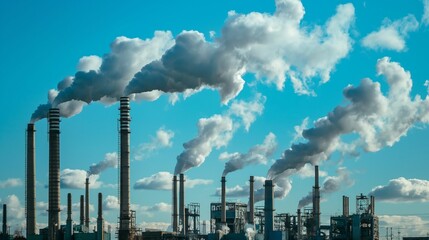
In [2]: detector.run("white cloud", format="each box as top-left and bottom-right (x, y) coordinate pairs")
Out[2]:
(0, 178), (22, 188)
(0, 195), (25, 229)
(296, 163), (327, 179)
(134, 128), (175, 161)
(362, 15), (419, 51)
(60, 169), (102, 189)
(379, 215), (429, 237)
(134, 172), (212, 190)
(423, 0), (429, 26)
(77, 55), (102, 72)
(103, 195), (120, 210)
(369, 177), (429, 202)
(139, 221), (171, 231)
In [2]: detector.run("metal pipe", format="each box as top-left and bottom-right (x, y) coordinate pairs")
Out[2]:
(80, 195), (85, 227)
(179, 173), (186, 236)
(65, 193), (72, 240)
(342, 196), (349, 217)
(85, 177), (90, 230)
(2, 204), (6, 235)
(264, 180), (274, 240)
(172, 175), (178, 232)
(48, 108), (61, 240)
(249, 176), (254, 224)
(221, 176), (226, 224)
(313, 165), (320, 236)
(119, 97), (131, 240)
(97, 193), (104, 240)
(26, 123), (36, 238)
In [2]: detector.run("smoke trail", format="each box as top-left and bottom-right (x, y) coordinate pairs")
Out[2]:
(268, 57), (429, 181)
(88, 152), (118, 176)
(174, 95), (265, 175)
(297, 167), (354, 208)
(221, 132), (277, 176)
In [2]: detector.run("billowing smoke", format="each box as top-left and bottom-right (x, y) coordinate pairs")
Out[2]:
(369, 177), (429, 202)
(88, 152), (118, 176)
(268, 57), (429, 181)
(298, 167), (354, 208)
(133, 171), (212, 190)
(174, 95), (265, 175)
(221, 132), (277, 176)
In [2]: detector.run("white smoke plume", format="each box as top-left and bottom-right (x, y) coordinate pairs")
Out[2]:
(88, 152), (118, 176)
(221, 132), (277, 176)
(133, 171), (212, 190)
(423, 0), (429, 26)
(60, 169), (102, 189)
(297, 167), (354, 208)
(369, 177), (429, 202)
(174, 95), (265, 175)
(134, 127), (175, 161)
(267, 57), (429, 181)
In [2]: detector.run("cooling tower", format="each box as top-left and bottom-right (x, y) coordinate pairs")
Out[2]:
(264, 180), (274, 240)
(26, 123), (36, 238)
(221, 176), (226, 225)
(97, 193), (104, 240)
(85, 177), (90, 230)
(172, 175), (178, 232)
(179, 174), (186, 236)
(118, 97), (131, 240)
(80, 195), (85, 227)
(249, 176), (254, 224)
(313, 165), (320, 236)
(48, 108), (61, 240)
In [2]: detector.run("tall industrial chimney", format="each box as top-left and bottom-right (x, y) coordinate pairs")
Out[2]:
(370, 196), (375, 215)
(312, 165), (320, 237)
(26, 123), (36, 238)
(65, 193), (72, 240)
(80, 195), (85, 227)
(179, 174), (186, 236)
(97, 193), (104, 240)
(221, 176), (226, 225)
(48, 108), (61, 240)
(249, 176), (254, 224)
(85, 177), (90, 230)
(297, 209), (302, 239)
(172, 175), (178, 232)
(342, 196), (349, 217)
(2, 204), (6, 235)
(119, 97), (131, 240)
(264, 180), (274, 240)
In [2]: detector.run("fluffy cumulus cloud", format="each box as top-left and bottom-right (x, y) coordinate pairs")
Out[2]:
(0, 178), (22, 188)
(88, 152), (118, 175)
(174, 94), (265, 175)
(379, 215), (429, 237)
(369, 177), (429, 202)
(362, 15), (419, 51)
(133, 172), (212, 190)
(60, 169), (102, 189)
(134, 127), (175, 160)
(103, 195), (120, 210)
(423, 0), (429, 26)
(296, 163), (327, 179)
(220, 132), (277, 176)
(0, 195), (25, 229)
(268, 57), (429, 181)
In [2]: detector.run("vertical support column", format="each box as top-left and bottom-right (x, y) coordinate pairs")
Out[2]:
(249, 176), (255, 225)
(313, 165), (320, 237)
(65, 193), (72, 240)
(85, 177), (90, 230)
(97, 193), (104, 240)
(172, 175), (178, 232)
(179, 174), (186, 236)
(80, 195), (85, 228)
(297, 209), (302, 240)
(343, 196), (349, 217)
(221, 177), (226, 225)
(370, 196), (375, 215)
(2, 204), (7, 235)
(48, 108), (60, 240)
(264, 180), (274, 240)
(26, 123), (36, 239)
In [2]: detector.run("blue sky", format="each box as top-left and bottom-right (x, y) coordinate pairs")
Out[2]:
(1, 0), (429, 237)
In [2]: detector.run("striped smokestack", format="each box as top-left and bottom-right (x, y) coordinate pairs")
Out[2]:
(119, 97), (131, 240)
(179, 174), (186, 236)
(80, 195), (85, 227)
(26, 123), (36, 238)
(97, 193), (104, 240)
(264, 180), (274, 240)
(85, 177), (90, 230)
(249, 176), (254, 224)
(48, 108), (60, 240)
(221, 176), (226, 225)
(172, 175), (178, 232)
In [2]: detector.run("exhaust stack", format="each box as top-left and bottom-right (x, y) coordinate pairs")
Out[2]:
(342, 196), (349, 217)
(2, 204), (6, 235)
(249, 176), (254, 224)
(370, 196), (375, 215)
(119, 97), (131, 240)
(179, 174), (186, 236)
(172, 175), (178, 232)
(97, 193), (104, 240)
(80, 195), (85, 227)
(48, 108), (61, 240)
(313, 165), (320, 236)
(297, 209), (302, 239)
(85, 177), (90, 230)
(26, 123), (36, 238)
(65, 193), (72, 240)
(264, 180), (274, 240)
(221, 176), (226, 225)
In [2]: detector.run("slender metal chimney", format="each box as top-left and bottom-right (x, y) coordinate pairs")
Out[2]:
(85, 177), (90, 230)
(297, 209), (302, 239)
(48, 108), (61, 240)
(370, 196), (375, 215)
(312, 165), (320, 237)
(264, 180), (274, 240)
(65, 193), (72, 240)
(172, 175), (178, 232)
(179, 174), (186, 236)
(2, 204), (6, 235)
(119, 97), (131, 240)
(80, 195), (85, 227)
(342, 196), (349, 217)
(249, 176), (255, 224)
(97, 193), (104, 240)
(26, 123), (36, 238)
(221, 176), (226, 225)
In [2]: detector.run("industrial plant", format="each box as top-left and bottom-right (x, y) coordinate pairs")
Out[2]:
(0, 97), (382, 240)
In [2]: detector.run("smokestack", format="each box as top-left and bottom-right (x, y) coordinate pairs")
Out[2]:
(264, 180), (274, 240)
(370, 196), (375, 215)
(342, 196), (349, 217)
(80, 195), (85, 227)
(249, 176), (254, 224)
(48, 108), (61, 240)
(2, 204), (6, 235)
(297, 209), (301, 239)
(221, 176), (226, 225)
(97, 193), (104, 240)
(26, 123), (36, 238)
(179, 174), (186, 236)
(119, 97), (131, 240)
(172, 175), (178, 232)
(312, 165), (320, 236)
(85, 177), (90, 230)
(65, 193), (72, 240)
